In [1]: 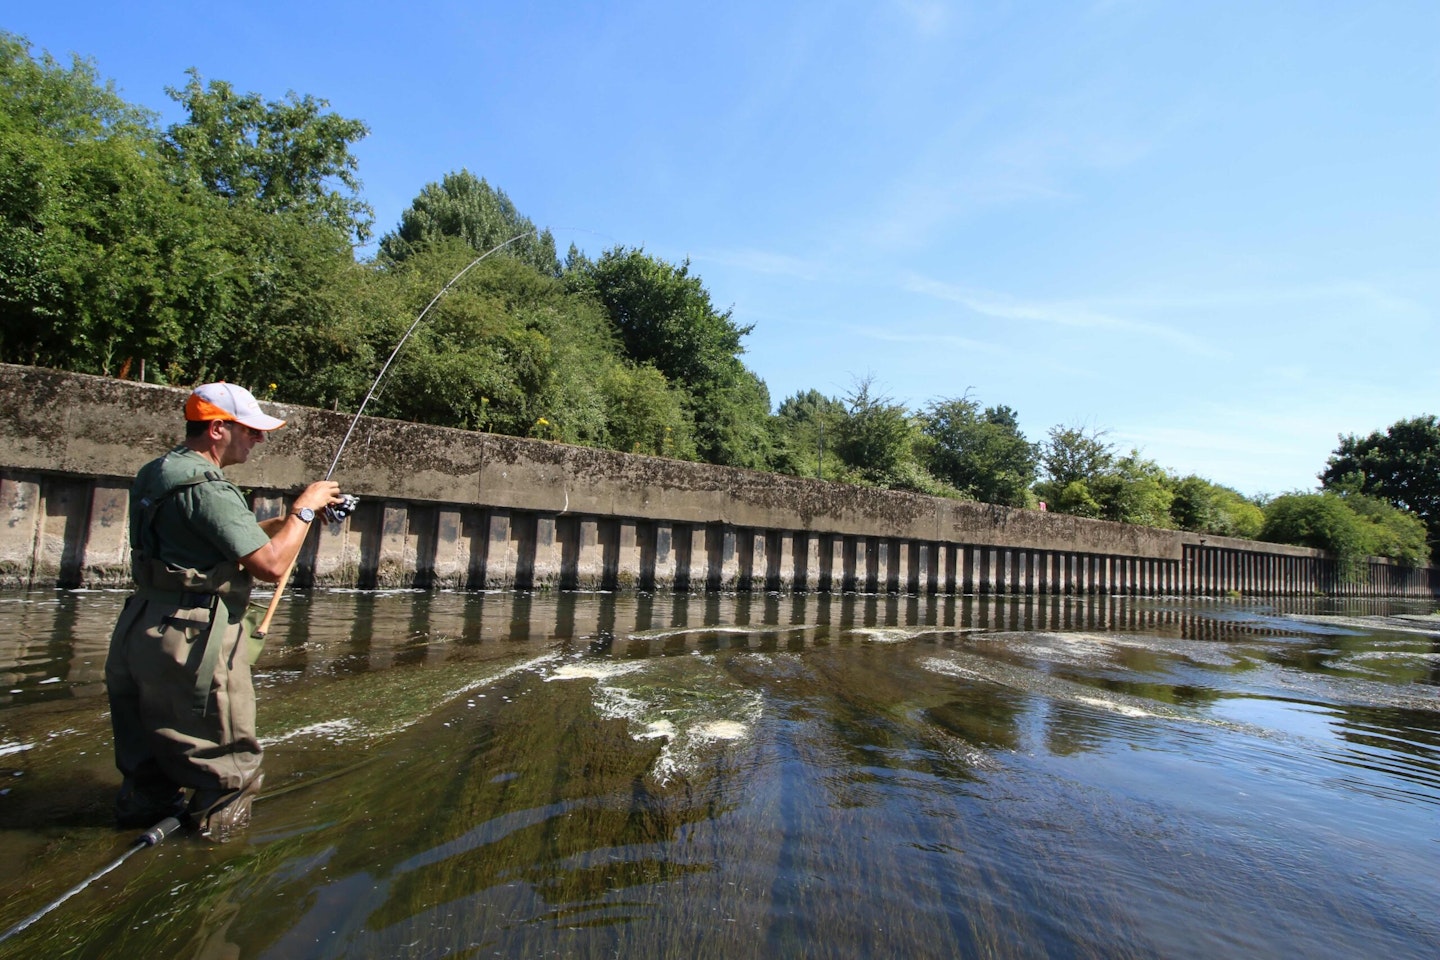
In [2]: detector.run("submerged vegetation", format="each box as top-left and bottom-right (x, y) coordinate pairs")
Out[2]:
(0, 32), (1432, 567)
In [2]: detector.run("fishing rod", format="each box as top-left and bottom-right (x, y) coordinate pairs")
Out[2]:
(254, 230), (533, 638)
(0, 752), (388, 947)
(0, 234), (537, 947)
(0, 817), (182, 946)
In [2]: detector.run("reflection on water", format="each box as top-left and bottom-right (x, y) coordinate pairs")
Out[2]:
(1, 589), (1439, 959)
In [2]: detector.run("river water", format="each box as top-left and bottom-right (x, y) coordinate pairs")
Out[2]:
(0, 588), (1437, 959)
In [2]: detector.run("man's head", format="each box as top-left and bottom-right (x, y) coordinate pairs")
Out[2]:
(184, 382), (286, 467)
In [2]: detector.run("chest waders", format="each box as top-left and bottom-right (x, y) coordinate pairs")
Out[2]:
(113, 469), (264, 716)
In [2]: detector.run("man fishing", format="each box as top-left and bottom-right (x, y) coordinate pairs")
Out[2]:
(105, 382), (345, 841)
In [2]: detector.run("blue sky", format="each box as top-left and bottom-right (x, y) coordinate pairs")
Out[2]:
(9, 1), (1437, 497)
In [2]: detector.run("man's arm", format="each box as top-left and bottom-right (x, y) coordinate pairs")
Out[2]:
(240, 481), (343, 582)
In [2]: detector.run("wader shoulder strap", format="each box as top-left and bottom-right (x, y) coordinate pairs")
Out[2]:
(194, 595), (231, 717)
(135, 468), (228, 559)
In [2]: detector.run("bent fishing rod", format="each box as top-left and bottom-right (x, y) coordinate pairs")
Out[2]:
(254, 230), (533, 638)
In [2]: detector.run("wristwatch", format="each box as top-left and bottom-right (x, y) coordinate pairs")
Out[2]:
(294, 506), (315, 524)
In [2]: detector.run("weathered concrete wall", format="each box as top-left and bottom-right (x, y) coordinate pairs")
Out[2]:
(1, 363), (1435, 597)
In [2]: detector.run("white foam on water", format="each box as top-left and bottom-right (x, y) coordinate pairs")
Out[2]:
(1074, 696), (1155, 718)
(693, 720), (749, 741)
(849, 627), (920, 644)
(924, 654), (1159, 717)
(563, 657), (763, 785)
(639, 719), (677, 740)
(544, 661), (645, 683)
(937, 735), (1004, 771)
(0, 740), (35, 758)
(262, 653), (562, 746)
(920, 658), (991, 683)
(262, 718), (359, 746)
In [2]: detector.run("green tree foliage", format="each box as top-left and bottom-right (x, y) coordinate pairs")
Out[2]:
(377, 169), (559, 276)
(1040, 424), (1114, 487)
(1051, 480), (1104, 518)
(1090, 451), (1175, 528)
(571, 246), (772, 468)
(1344, 494), (1430, 567)
(209, 211), (382, 405)
(573, 247), (748, 388)
(832, 378), (954, 495)
(0, 34), (231, 377)
(1261, 490), (1429, 574)
(162, 69), (373, 244)
(1261, 492), (1371, 579)
(1034, 424), (1114, 516)
(599, 362), (697, 459)
(1320, 415), (1440, 549)
(772, 389), (847, 479)
(361, 242), (615, 440)
(922, 397), (1038, 507)
(0, 37), (379, 388)
(1035, 426), (1174, 527)
(1170, 476), (1265, 539)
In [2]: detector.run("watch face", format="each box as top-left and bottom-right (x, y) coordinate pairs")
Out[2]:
(298, 507), (315, 522)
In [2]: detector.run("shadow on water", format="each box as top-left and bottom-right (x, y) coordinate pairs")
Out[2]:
(1, 589), (1439, 958)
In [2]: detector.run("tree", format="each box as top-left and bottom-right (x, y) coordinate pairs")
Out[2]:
(1034, 423), (1115, 515)
(162, 69), (373, 244)
(599, 362), (696, 459)
(572, 246), (770, 467)
(574, 246), (750, 388)
(377, 169), (559, 276)
(1261, 492), (1374, 579)
(922, 397), (1038, 507)
(1344, 494), (1430, 567)
(0, 34), (235, 378)
(1171, 476), (1264, 539)
(831, 377), (953, 495)
(1320, 416), (1440, 548)
(772, 389), (847, 479)
(1040, 423), (1114, 487)
(1090, 451), (1174, 527)
(695, 362), (776, 470)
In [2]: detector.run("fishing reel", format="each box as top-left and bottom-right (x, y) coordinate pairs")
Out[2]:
(324, 494), (360, 524)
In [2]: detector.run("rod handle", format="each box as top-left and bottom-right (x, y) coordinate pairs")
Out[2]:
(137, 816), (182, 847)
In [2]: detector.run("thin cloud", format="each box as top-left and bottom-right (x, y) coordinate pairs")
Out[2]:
(902, 274), (1218, 355)
(845, 322), (1101, 383)
(695, 247), (827, 282)
(1099, 280), (1429, 322)
(891, 0), (953, 37)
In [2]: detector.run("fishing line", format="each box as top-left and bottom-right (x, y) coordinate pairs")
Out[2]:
(323, 230), (534, 480)
(255, 230), (533, 638)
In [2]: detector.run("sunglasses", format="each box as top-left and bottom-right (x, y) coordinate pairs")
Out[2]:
(221, 421), (265, 441)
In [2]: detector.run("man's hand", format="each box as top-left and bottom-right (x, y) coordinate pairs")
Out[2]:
(293, 480), (344, 514)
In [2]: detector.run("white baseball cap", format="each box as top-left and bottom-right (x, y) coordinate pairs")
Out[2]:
(184, 382), (287, 431)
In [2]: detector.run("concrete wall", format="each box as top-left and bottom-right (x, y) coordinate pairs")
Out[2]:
(2, 364), (1435, 597)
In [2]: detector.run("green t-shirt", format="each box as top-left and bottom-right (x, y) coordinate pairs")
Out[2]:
(130, 446), (271, 572)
